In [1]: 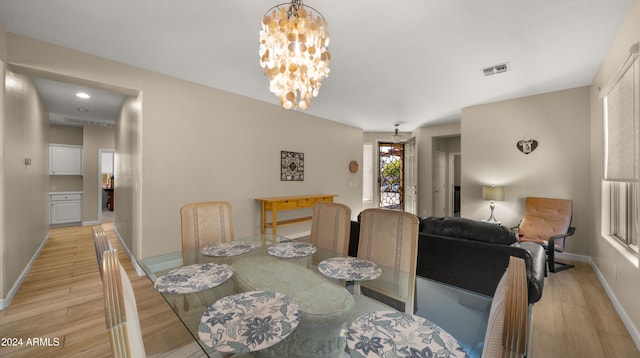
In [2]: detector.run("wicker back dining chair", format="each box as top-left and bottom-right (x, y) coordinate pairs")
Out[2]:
(309, 202), (352, 255)
(180, 201), (234, 264)
(482, 256), (528, 358)
(102, 249), (146, 358)
(357, 208), (419, 313)
(92, 226), (112, 280)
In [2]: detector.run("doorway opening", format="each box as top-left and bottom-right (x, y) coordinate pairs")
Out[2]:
(432, 135), (461, 217)
(99, 149), (115, 223)
(378, 142), (404, 210)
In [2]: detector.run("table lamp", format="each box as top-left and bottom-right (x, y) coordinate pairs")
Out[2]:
(482, 185), (505, 222)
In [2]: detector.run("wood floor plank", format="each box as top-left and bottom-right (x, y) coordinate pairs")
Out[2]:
(560, 301), (607, 358)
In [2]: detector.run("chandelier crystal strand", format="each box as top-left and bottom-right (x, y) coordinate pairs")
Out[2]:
(259, 0), (330, 110)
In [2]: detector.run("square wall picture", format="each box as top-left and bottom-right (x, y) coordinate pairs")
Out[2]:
(281, 151), (304, 181)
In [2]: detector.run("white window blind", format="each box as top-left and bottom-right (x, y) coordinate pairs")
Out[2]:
(604, 43), (639, 181)
(363, 144), (373, 202)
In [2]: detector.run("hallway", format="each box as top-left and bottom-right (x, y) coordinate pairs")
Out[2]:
(0, 225), (203, 357)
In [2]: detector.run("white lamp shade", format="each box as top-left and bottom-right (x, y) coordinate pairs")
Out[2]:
(482, 186), (505, 201)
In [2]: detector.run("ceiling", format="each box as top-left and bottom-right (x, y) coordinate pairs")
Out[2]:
(0, 0), (633, 131)
(31, 77), (126, 127)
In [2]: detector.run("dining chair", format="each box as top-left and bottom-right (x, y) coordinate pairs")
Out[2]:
(102, 249), (147, 358)
(482, 256), (528, 358)
(180, 201), (234, 264)
(92, 226), (112, 280)
(309, 202), (351, 255)
(356, 208), (419, 314)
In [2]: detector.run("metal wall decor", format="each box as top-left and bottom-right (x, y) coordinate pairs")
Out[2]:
(516, 139), (538, 154)
(281, 151), (304, 181)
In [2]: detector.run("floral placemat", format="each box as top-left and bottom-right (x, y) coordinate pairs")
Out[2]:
(267, 241), (316, 258)
(318, 257), (382, 281)
(200, 241), (254, 257)
(154, 263), (233, 294)
(347, 310), (468, 358)
(198, 290), (301, 353)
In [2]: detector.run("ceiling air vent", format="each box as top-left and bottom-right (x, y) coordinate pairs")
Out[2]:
(65, 118), (116, 127)
(482, 62), (510, 76)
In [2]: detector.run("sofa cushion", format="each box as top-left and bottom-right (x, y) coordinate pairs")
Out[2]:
(420, 216), (517, 245)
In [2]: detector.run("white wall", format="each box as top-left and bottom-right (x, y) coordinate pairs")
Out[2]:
(590, 0), (640, 342)
(461, 86), (591, 256)
(0, 22), (6, 299)
(5, 33), (363, 259)
(415, 122), (461, 218)
(2, 70), (50, 298)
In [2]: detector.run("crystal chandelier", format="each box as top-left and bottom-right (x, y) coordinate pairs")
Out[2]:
(259, 0), (330, 110)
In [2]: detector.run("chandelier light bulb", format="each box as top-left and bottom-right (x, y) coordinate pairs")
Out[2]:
(259, 0), (330, 110)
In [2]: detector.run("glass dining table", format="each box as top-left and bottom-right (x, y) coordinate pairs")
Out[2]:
(138, 235), (474, 358)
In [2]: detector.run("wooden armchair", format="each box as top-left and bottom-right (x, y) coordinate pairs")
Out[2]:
(516, 197), (575, 273)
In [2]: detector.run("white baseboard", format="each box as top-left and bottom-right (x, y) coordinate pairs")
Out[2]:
(589, 256), (640, 350)
(559, 252), (640, 350)
(83, 220), (100, 226)
(0, 232), (51, 310)
(112, 226), (145, 276)
(285, 230), (311, 240)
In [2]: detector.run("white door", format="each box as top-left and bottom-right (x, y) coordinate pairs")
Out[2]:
(404, 137), (418, 215)
(433, 151), (447, 216)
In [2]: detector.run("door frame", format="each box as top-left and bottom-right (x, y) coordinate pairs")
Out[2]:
(404, 137), (418, 215)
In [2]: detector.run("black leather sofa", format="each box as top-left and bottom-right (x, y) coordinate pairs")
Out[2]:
(418, 216), (546, 303)
(349, 216), (546, 303)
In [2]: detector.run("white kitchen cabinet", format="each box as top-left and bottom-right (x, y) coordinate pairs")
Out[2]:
(49, 144), (83, 175)
(50, 192), (82, 225)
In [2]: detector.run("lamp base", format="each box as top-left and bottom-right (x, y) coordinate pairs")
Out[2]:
(485, 202), (500, 223)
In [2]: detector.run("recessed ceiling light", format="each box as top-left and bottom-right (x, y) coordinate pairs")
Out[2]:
(76, 92), (90, 99)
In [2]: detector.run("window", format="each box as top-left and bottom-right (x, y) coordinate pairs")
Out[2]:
(608, 182), (639, 253)
(603, 42), (639, 254)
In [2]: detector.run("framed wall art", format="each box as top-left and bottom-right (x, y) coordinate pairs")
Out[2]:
(281, 151), (304, 181)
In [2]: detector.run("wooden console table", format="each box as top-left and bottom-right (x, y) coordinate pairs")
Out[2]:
(255, 194), (337, 235)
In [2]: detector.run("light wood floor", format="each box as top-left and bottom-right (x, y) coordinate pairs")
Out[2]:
(0, 224), (202, 358)
(0, 225), (638, 357)
(530, 260), (639, 358)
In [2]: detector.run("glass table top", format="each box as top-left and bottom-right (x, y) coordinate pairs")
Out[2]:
(138, 234), (480, 357)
